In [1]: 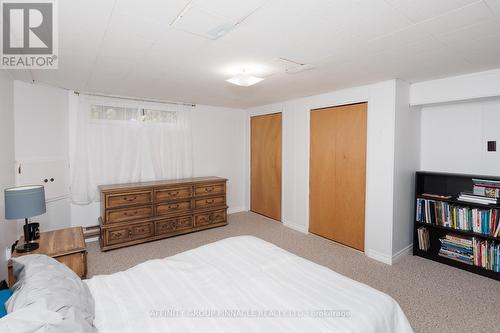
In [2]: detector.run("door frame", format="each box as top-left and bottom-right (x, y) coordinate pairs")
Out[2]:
(249, 112), (283, 222)
(308, 102), (368, 251)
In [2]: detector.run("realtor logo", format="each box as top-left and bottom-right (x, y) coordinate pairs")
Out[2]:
(1, 0), (58, 68)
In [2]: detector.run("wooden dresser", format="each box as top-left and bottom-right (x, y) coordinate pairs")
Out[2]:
(99, 177), (228, 251)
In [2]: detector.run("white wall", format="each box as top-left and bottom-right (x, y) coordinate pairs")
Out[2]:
(0, 71), (18, 281)
(14, 81), (70, 232)
(247, 80), (408, 263)
(191, 105), (247, 213)
(410, 68), (500, 106)
(13, 82), (247, 229)
(392, 80), (420, 260)
(420, 98), (500, 175)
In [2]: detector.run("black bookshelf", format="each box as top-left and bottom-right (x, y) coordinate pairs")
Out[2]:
(414, 171), (500, 281)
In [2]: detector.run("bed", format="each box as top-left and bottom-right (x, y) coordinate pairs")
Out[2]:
(85, 236), (413, 333)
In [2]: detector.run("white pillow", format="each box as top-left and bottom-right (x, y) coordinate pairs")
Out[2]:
(3, 254), (96, 333)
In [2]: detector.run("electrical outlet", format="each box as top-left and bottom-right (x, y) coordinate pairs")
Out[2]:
(487, 141), (496, 152)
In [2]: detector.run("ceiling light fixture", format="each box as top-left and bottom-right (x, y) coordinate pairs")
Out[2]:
(226, 69), (264, 87)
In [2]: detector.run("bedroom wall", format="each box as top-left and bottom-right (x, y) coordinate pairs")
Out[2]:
(13, 82), (247, 229)
(410, 68), (500, 106)
(0, 71), (18, 281)
(392, 80), (420, 260)
(420, 98), (500, 175)
(246, 80), (406, 264)
(411, 67), (500, 176)
(14, 81), (71, 232)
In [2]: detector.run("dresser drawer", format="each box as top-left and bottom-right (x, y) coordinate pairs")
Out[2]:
(105, 191), (152, 209)
(106, 205), (153, 224)
(104, 226), (131, 245)
(104, 221), (154, 245)
(155, 186), (192, 202)
(156, 216), (194, 235)
(156, 200), (192, 216)
(130, 222), (155, 240)
(194, 196), (225, 209)
(194, 209), (226, 227)
(194, 183), (225, 196)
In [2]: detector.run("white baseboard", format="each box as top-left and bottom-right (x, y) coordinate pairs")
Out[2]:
(282, 220), (309, 234)
(365, 249), (393, 265)
(227, 206), (247, 214)
(365, 243), (413, 265)
(391, 243), (413, 264)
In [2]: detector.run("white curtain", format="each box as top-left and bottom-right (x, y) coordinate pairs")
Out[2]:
(71, 95), (193, 204)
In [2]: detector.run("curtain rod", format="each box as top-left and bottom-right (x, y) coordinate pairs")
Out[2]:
(73, 91), (196, 108)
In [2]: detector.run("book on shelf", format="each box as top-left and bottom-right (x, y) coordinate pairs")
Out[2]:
(438, 234), (473, 265)
(473, 186), (500, 198)
(457, 191), (499, 205)
(438, 234), (499, 272)
(472, 238), (500, 272)
(416, 198), (500, 237)
(421, 193), (452, 200)
(472, 178), (500, 198)
(417, 227), (430, 251)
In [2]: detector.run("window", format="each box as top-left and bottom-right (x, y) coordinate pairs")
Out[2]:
(90, 105), (178, 123)
(71, 95), (193, 204)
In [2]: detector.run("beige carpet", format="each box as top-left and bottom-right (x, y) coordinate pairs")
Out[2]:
(87, 212), (499, 333)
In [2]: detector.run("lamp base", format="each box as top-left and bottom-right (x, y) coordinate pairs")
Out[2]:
(15, 242), (39, 253)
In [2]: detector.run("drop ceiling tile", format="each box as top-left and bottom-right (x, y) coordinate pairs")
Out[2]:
(85, 57), (137, 92)
(194, 0), (267, 21)
(172, 6), (238, 40)
(484, 0), (500, 18)
(385, 0), (478, 23)
(436, 19), (500, 45)
(349, 7), (412, 40)
(105, 13), (169, 41)
(58, 0), (114, 52)
(33, 49), (94, 90)
(417, 2), (494, 36)
(113, 0), (190, 24)
(220, 3), (311, 56)
(98, 34), (155, 61)
(59, 0), (115, 27)
(363, 24), (434, 54)
(448, 32), (500, 57)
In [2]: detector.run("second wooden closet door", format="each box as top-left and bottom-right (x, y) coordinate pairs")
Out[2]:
(251, 113), (282, 221)
(309, 103), (367, 251)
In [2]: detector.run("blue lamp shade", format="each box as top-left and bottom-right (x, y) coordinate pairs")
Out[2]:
(4, 185), (46, 220)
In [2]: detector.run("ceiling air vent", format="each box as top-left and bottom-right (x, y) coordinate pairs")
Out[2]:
(274, 58), (314, 74)
(171, 0), (265, 40)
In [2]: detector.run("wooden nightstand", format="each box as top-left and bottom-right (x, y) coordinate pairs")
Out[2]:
(8, 227), (87, 286)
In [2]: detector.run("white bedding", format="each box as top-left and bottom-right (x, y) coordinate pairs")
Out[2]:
(85, 236), (413, 333)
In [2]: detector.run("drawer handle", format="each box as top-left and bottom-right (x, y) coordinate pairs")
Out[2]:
(205, 187), (214, 192)
(111, 231), (123, 239)
(124, 211), (138, 216)
(168, 191), (179, 196)
(206, 199), (215, 204)
(123, 196), (137, 201)
(168, 204), (180, 209)
(128, 230), (132, 237)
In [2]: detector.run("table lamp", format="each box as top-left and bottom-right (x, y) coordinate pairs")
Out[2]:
(4, 185), (46, 253)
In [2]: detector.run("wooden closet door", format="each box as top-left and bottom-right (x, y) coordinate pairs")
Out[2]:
(309, 103), (367, 251)
(251, 113), (282, 221)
